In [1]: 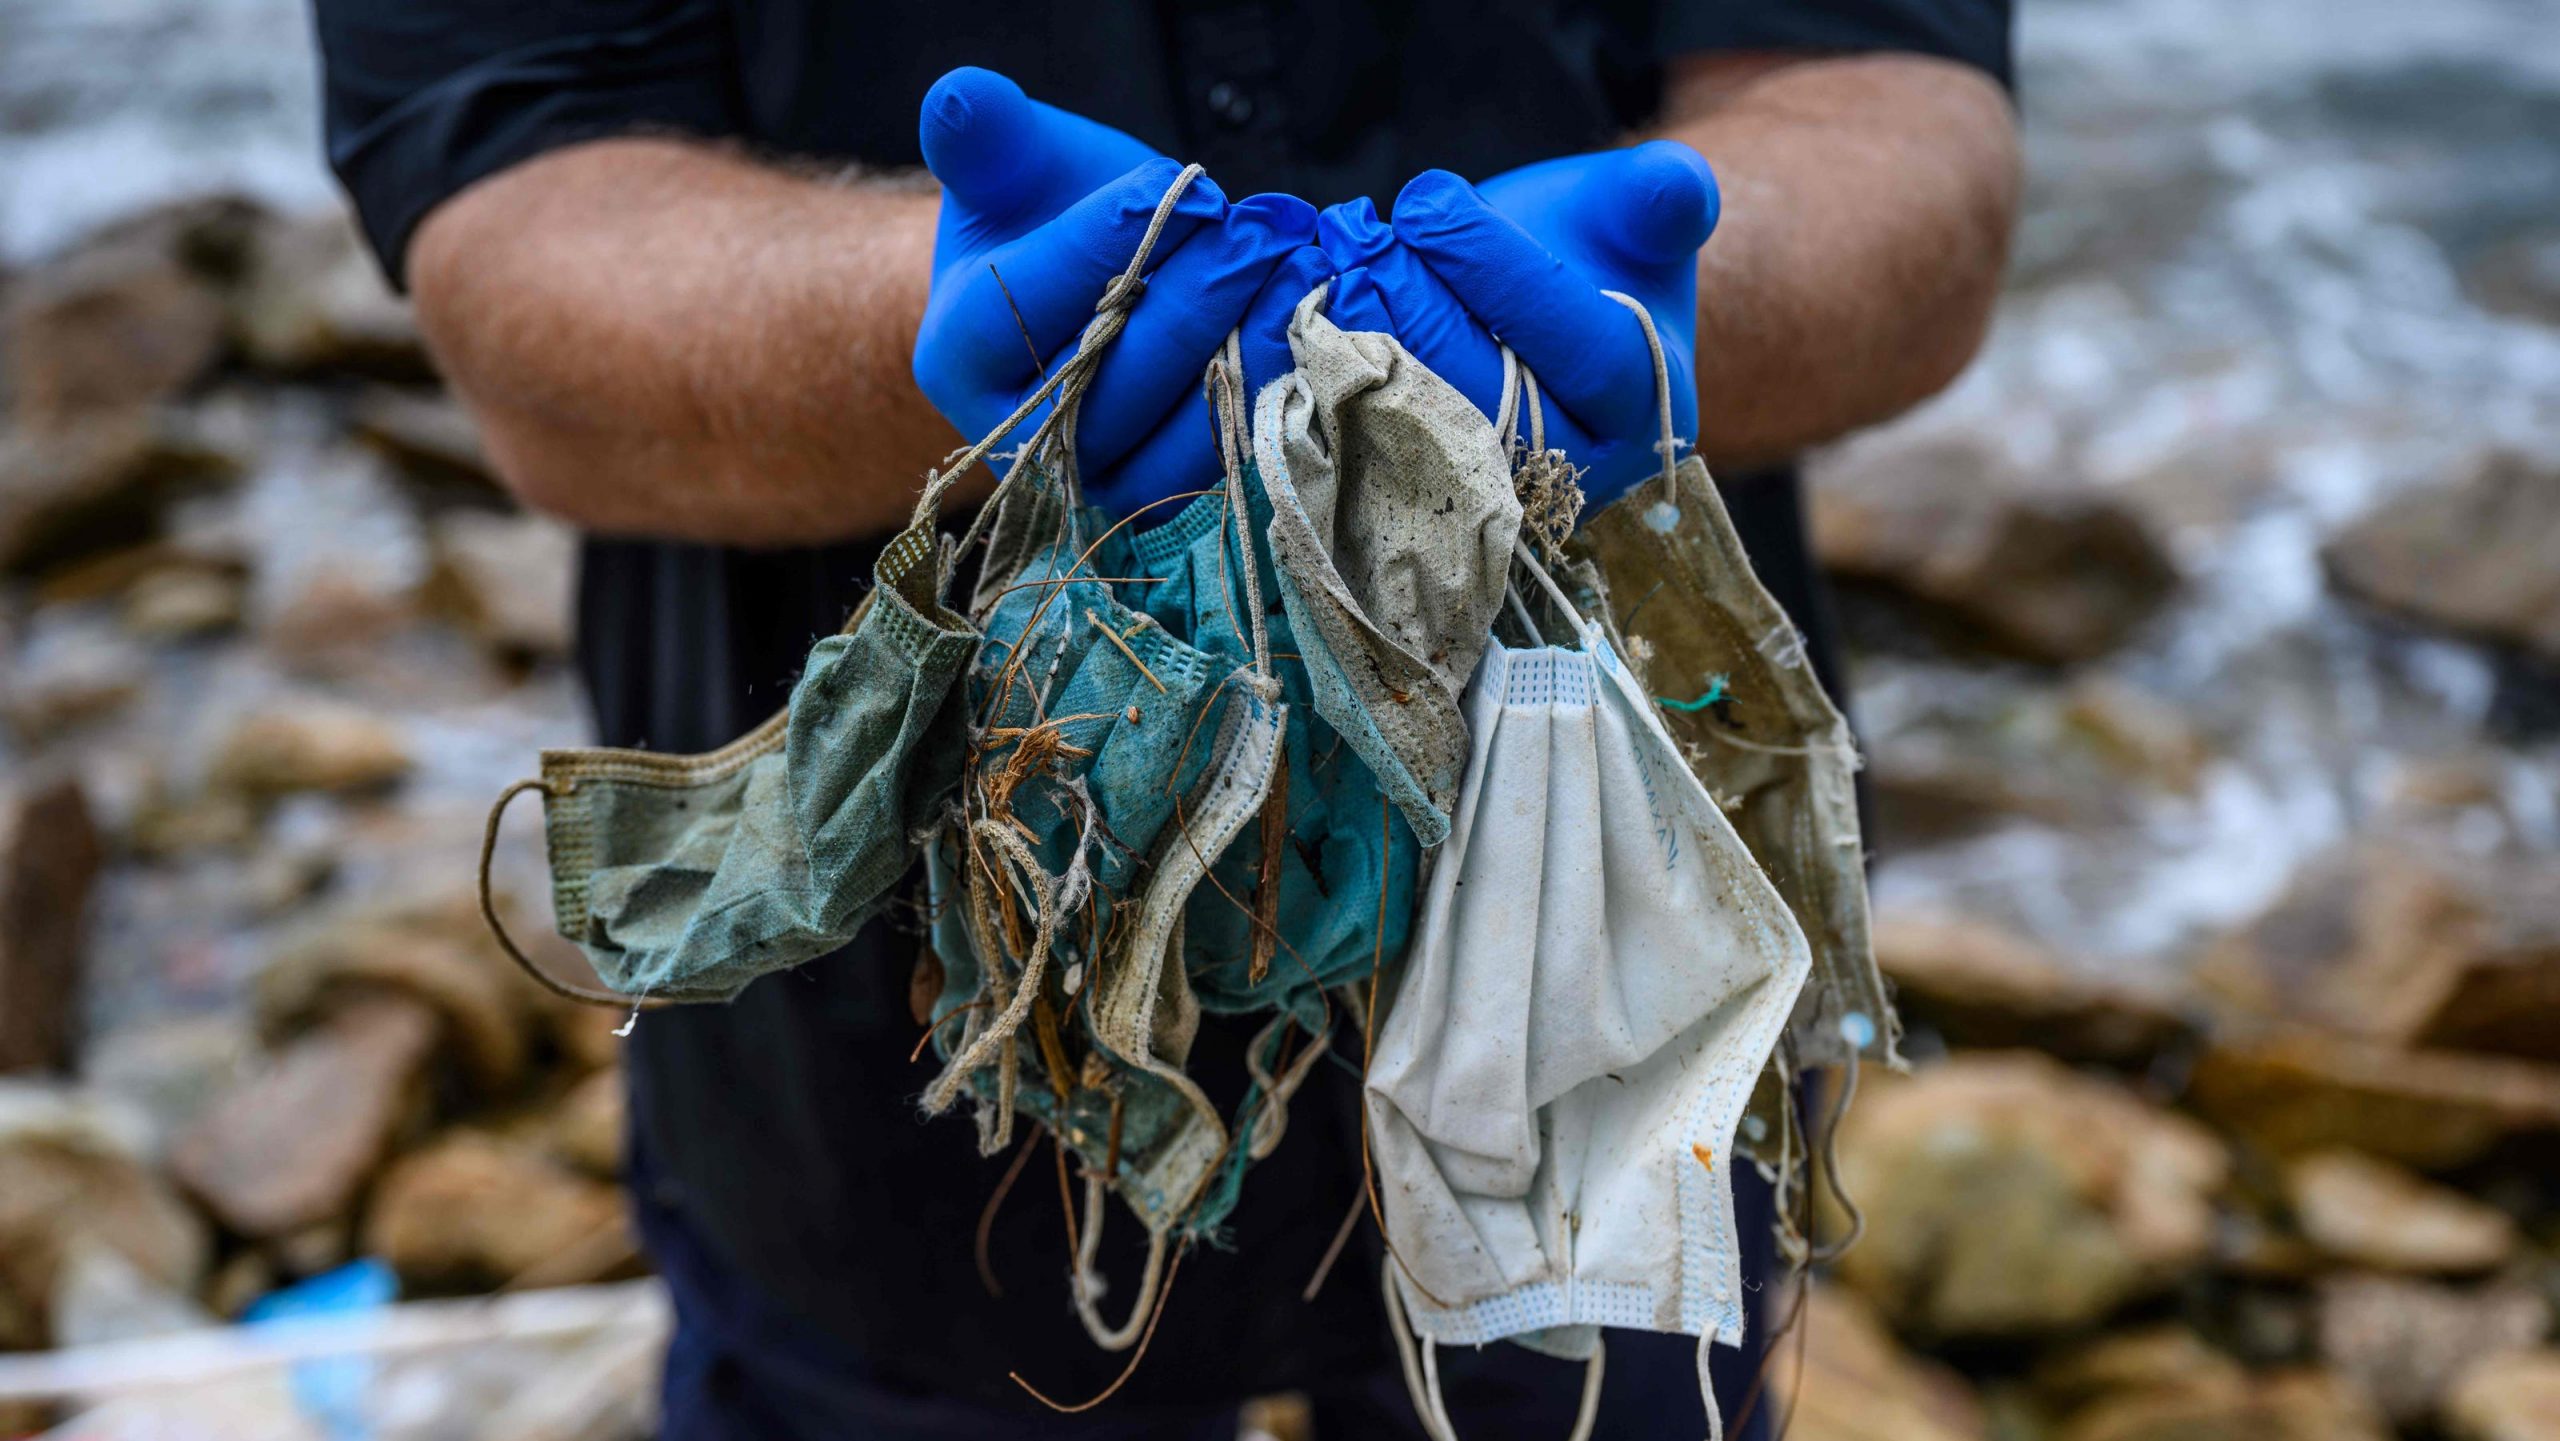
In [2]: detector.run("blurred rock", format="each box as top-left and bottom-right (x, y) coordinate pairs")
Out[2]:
(168, 994), (437, 1238)
(1812, 435), (2181, 663)
(1871, 754), (2082, 844)
(2199, 849), (2560, 1063)
(543, 1068), (624, 1179)
(424, 510), (576, 664)
(2060, 675), (2210, 794)
(548, 1000), (627, 1076)
(78, 1013), (258, 1149)
(51, 1236), (217, 1347)
(255, 561), (424, 675)
(0, 631), (144, 744)
(2187, 1031), (2560, 1169)
(0, 1087), (209, 1351)
(2, 217), (229, 428)
(2032, 1326), (2249, 1419)
(256, 909), (531, 1096)
(2285, 1149), (2517, 1274)
(1830, 1052), (2228, 1337)
(0, 413), (241, 575)
(1874, 909), (2193, 1063)
(2402, 866), (2560, 1065)
(240, 844), (336, 918)
(124, 781), (260, 857)
(225, 210), (427, 380)
(0, 777), (103, 1074)
(121, 563), (246, 639)
(2054, 1369), (2390, 1441)
(1769, 1283), (1989, 1441)
(351, 386), (493, 491)
(2316, 1273), (2549, 1424)
(208, 701), (412, 798)
(366, 1132), (632, 1292)
(2025, 1325), (2390, 1440)
(199, 1250), (273, 1321)
(264, 1218), (354, 1280)
(2446, 1349), (2560, 1441)
(2323, 454), (2560, 664)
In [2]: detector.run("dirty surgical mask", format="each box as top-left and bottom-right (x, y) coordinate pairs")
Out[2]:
(1254, 287), (1522, 848)
(1365, 549), (1811, 1435)
(1363, 321), (1813, 1441)
(481, 523), (977, 1004)
(1561, 297), (1895, 1153)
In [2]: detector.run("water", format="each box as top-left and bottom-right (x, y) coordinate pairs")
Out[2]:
(1838, 0), (2560, 974)
(0, 0), (334, 263)
(4, 0), (2556, 998)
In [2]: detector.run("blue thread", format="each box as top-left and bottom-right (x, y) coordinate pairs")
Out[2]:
(1655, 674), (1731, 713)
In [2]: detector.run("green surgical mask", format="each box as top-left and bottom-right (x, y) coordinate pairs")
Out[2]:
(484, 524), (977, 1004)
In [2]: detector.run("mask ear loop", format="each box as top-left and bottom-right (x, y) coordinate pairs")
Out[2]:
(1381, 1260), (1605, 1441)
(1242, 1013), (1333, 1161)
(1599, 289), (1685, 499)
(1071, 1174), (1171, 1351)
(1697, 1322), (1726, 1441)
(478, 777), (674, 1013)
(1496, 346), (1563, 648)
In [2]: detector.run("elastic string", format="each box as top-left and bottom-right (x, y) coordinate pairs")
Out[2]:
(1698, 1324), (1725, 1441)
(1568, 1340), (1605, 1441)
(479, 777), (671, 1012)
(910, 163), (1210, 533)
(1071, 1171), (1171, 1351)
(1810, 1049), (1867, 1264)
(1512, 540), (1588, 634)
(1599, 289), (1681, 495)
(1242, 1014), (1333, 1161)
(1383, 1264), (1447, 1441)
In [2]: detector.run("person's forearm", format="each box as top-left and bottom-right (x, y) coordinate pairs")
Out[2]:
(408, 138), (959, 545)
(1652, 53), (2020, 469)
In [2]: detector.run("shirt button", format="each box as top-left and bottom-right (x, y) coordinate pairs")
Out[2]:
(1206, 80), (1255, 128)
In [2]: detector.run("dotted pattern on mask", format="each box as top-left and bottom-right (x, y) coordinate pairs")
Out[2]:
(1494, 645), (1600, 710)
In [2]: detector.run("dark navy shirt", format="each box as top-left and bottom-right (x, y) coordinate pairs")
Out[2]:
(314, 0), (2008, 1413)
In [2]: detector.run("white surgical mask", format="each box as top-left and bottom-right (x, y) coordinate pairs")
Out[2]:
(1363, 378), (1812, 1439)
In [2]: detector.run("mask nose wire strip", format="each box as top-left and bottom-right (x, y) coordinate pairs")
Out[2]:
(479, 777), (674, 1012)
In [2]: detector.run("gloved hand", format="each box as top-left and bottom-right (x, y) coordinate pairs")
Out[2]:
(914, 67), (1325, 518)
(1384, 142), (1718, 505)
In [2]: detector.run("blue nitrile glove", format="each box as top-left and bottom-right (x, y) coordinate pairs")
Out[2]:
(1388, 142), (1718, 506)
(914, 67), (1320, 519)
